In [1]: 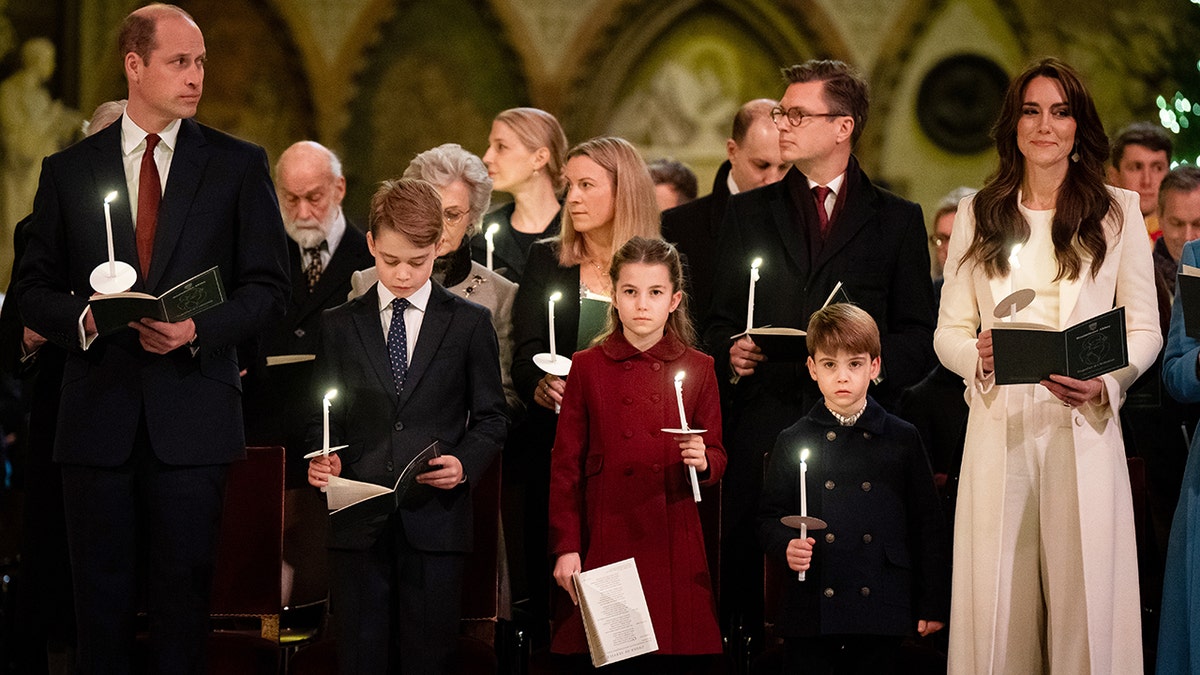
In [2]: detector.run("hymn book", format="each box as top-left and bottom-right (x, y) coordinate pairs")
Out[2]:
(572, 557), (658, 667)
(89, 266), (226, 336)
(730, 282), (852, 362)
(324, 442), (443, 546)
(1178, 265), (1200, 338)
(990, 306), (1128, 385)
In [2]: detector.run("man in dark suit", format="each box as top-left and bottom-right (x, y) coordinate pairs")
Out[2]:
(307, 178), (508, 673)
(704, 59), (935, 647)
(14, 5), (290, 673)
(661, 98), (788, 329)
(242, 140), (373, 486)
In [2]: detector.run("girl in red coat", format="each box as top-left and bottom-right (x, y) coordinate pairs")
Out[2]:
(549, 236), (726, 673)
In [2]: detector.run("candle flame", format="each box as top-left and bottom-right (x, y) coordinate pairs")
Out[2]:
(675, 371), (685, 383)
(751, 257), (762, 270)
(324, 389), (338, 402)
(549, 291), (562, 303)
(104, 191), (119, 204)
(486, 222), (499, 237)
(800, 448), (809, 462)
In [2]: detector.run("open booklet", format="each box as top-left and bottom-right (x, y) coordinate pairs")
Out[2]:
(1178, 265), (1200, 338)
(991, 306), (1128, 385)
(325, 441), (443, 538)
(730, 281), (852, 362)
(573, 557), (658, 668)
(89, 266), (226, 336)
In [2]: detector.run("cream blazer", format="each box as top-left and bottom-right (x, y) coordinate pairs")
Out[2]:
(934, 186), (1159, 674)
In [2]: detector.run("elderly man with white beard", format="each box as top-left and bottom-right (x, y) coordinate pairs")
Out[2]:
(242, 140), (374, 487)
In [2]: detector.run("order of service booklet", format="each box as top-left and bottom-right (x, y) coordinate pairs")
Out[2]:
(572, 557), (658, 668)
(730, 282), (853, 362)
(1178, 264), (1200, 338)
(89, 266), (226, 336)
(325, 441), (443, 543)
(990, 306), (1128, 385)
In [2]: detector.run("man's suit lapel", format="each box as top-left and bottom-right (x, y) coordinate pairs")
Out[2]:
(149, 118), (209, 291)
(397, 284), (453, 411)
(814, 159), (873, 273)
(349, 292), (399, 405)
(766, 179), (809, 277)
(289, 228), (368, 329)
(89, 122), (141, 288)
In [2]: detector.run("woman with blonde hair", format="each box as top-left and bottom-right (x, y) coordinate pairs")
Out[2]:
(509, 136), (660, 638)
(472, 107), (567, 283)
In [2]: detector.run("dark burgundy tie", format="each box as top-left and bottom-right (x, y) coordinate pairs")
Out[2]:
(137, 133), (161, 278)
(812, 185), (832, 235)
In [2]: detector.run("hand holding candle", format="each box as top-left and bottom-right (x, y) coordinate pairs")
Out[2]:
(799, 448), (809, 581)
(485, 222), (499, 270)
(320, 389), (338, 492)
(674, 371), (701, 502)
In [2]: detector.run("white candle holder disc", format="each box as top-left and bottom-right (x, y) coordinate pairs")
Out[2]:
(532, 353), (571, 377)
(90, 261), (137, 295)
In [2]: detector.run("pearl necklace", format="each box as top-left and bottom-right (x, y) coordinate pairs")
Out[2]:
(826, 401), (867, 426)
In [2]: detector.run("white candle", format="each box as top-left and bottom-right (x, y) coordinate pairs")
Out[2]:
(322, 389), (337, 454)
(674, 371), (701, 502)
(799, 447), (810, 581)
(485, 222), (499, 270)
(745, 257), (762, 333)
(103, 191), (118, 276)
(1007, 244), (1022, 321)
(548, 291), (562, 360)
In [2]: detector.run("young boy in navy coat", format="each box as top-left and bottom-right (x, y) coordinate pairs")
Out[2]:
(307, 178), (508, 674)
(758, 304), (949, 673)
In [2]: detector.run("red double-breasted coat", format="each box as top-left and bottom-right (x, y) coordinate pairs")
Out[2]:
(548, 329), (726, 655)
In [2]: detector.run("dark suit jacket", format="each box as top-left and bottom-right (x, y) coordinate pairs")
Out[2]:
(704, 159), (935, 520)
(758, 399), (950, 637)
(311, 282), (508, 552)
(15, 116), (291, 467)
(661, 159), (733, 334)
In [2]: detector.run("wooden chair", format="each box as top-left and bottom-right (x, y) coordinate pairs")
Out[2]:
(210, 445), (285, 640)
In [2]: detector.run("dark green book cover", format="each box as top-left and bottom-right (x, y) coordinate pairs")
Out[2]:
(991, 306), (1128, 385)
(89, 266), (226, 336)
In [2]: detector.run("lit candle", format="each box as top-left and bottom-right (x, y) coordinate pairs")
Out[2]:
(103, 191), (118, 276)
(322, 389), (337, 454)
(485, 222), (499, 270)
(745, 257), (762, 333)
(799, 448), (810, 581)
(674, 371), (701, 502)
(1007, 244), (1022, 321)
(547, 291), (562, 360)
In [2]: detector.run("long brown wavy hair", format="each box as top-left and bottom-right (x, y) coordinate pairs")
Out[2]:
(963, 57), (1119, 281)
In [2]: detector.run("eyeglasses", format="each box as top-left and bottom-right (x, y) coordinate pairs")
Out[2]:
(928, 234), (950, 248)
(770, 106), (847, 127)
(443, 209), (468, 226)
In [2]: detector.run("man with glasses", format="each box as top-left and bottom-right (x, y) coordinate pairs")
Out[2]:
(242, 140), (373, 486)
(704, 59), (936, 650)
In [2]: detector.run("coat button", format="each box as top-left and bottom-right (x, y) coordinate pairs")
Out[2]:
(823, 588), (834, 598)
(386, 461), (393, 472)
(826, 430), (837, 441)
(393, 421), (403, 431)
(652, 464), (661, 473)
(623, 362), (633, 370)
(623, 396), (633, 405)
(650, 393), (661, 403)
(863, 432), (871, 439)
(825, 533), (835, 543)
(862, 534), (872, 544)
(861, 482), (871, 491)
(294, 327), (306, 338)
(1074, 416), (1083, 427)
(860, 587), (870, 597)
(623, 430), (633, 438)
(825, 480), (835, 490)
(651, 362), (662, 371)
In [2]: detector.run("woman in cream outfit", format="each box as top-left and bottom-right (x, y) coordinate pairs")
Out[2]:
(935, 58), (1160, 674)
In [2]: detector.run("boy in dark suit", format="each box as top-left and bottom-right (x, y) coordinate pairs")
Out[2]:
(307, 178), (508, 674)
(758, 304), (949, 673)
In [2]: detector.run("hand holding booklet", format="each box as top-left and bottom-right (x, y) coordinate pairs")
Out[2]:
(572, 558), (658, 667)
(89, 266), (226, 335)
(324, 441), (443, 548)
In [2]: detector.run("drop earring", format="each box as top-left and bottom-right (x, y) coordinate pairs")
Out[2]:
(1070, 143), (1080, 163)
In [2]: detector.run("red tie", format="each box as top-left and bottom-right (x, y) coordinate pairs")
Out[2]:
(813, 185), (832, 235)
(137, 133), (162, 278)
